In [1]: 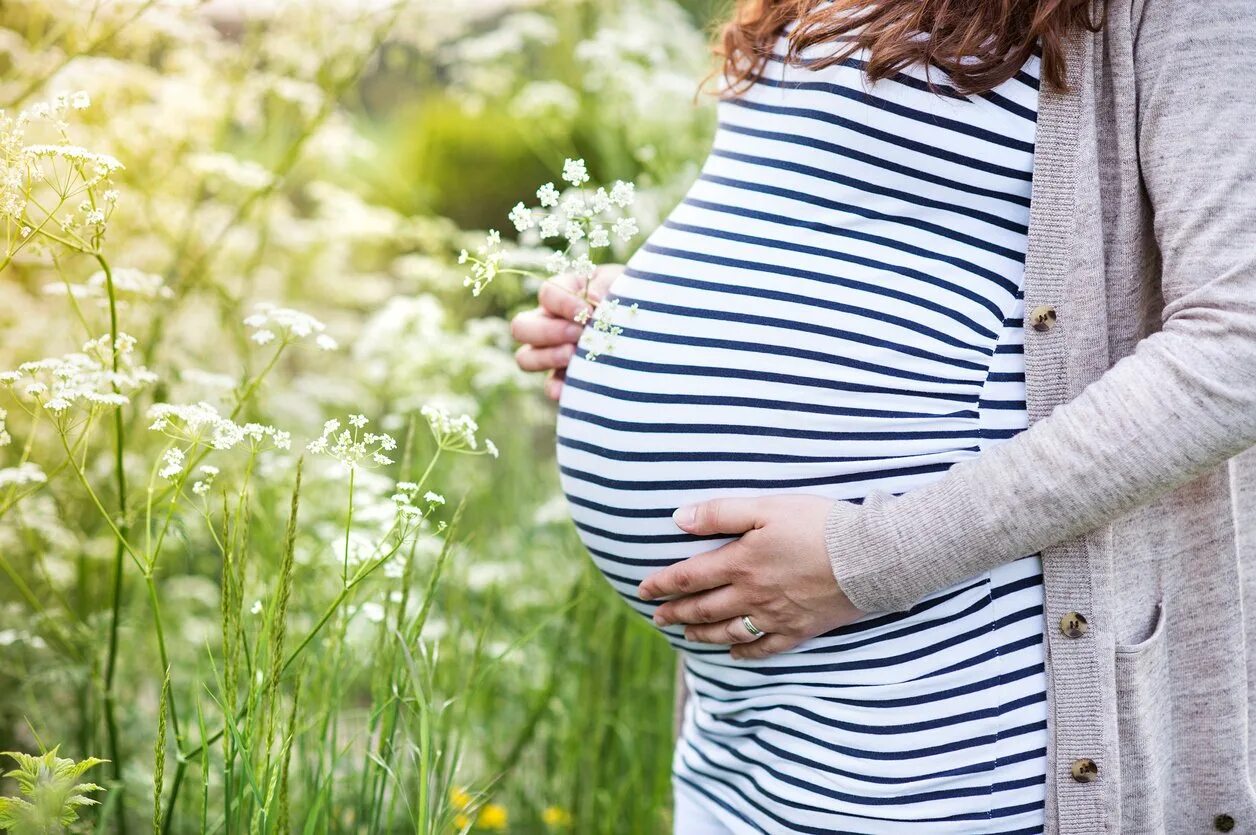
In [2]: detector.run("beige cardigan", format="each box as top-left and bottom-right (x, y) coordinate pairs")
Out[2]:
(673, 1), (1256, 832)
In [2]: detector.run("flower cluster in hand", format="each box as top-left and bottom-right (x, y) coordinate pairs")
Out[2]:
(459, 157), (640, 360)
(459, 156), (637, 297)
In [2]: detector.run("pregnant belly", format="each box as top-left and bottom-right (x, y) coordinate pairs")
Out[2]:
(553, 266), (1006, 671)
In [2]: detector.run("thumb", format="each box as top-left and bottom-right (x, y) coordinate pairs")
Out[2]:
(673, 497), (760, 535)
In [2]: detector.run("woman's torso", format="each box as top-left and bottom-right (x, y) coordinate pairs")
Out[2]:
(554, 27), (1048, 834)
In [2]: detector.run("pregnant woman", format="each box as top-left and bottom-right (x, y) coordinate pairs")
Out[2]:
(512, 1), (1256, 833)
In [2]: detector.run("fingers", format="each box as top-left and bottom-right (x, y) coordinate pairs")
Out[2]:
(514, 342), (576, 373)
(510, 307), (584, 348)
(731, 633), (801, 660)
(653, 585), (749, 627)
(538, 264), (624, 320)
(544, 368), (565, 401)
(683, 615), (764, 645)
(538, 274), (595, 321)
(589, 263), (624, 299)
(638, 542), (742, 601)
(672, 497), (763, 536)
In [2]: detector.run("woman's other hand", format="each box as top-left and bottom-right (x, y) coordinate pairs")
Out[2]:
(510, 264), (624, 400)
(637, 495), (869, 660)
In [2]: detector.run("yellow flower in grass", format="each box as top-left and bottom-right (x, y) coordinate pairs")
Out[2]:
(450, 786), (473, 810)
(542, 806), (572, 827)
(454, 813), (472, 830)
(476, 802), (509, 830)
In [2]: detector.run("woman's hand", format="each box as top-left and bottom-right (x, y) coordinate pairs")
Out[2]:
(510, 264), (623, 400)
(637, 495), (868, 660)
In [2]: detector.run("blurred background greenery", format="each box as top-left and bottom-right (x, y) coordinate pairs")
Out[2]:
(0, 0), (733, 832)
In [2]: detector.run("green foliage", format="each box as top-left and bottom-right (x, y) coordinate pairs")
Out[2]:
(0, 0), (708, 832)
(0, 748), (106, 835)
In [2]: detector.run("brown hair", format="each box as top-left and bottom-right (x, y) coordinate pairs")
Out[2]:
(711, 0), (1102, 98)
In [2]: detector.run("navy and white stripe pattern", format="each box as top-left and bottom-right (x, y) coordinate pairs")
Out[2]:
(554, 22), (1047, 834)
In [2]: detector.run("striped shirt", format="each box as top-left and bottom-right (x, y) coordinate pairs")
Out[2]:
(555, 21), (1047, 835)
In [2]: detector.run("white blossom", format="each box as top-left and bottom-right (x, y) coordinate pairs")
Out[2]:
(536, 182), (560, 208)
(508, 202), (533, 231)
(243, 303), (331, 349)
(612, 216), (639, 242)
(159, 447), (186, 481)
(0, 463), (46, 488)
(1, 334), (156, 416)
(562, 157), (589, 187)
(306, 413), (397, 472)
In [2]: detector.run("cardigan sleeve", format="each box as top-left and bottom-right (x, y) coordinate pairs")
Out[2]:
(824, 0), (1256, 614)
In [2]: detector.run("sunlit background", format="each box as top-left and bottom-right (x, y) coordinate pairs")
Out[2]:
(0, 0), (727, 832)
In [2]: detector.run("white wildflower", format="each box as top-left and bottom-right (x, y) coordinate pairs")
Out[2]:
(538, 214), (562, 239)
(244, 303), (330, 348)
(610, 180), (636, 208)
(3, 334), (156, 416)
(536, 182), (560, 208)
(44, 267), (174, 301)
(192, 463), (220, 496)
(612, 216), (639, 242)
(148, 402), (286, 454)
(421, 404), (495, 456)
(562, 158), (590, 187)
(0, 463), (46, 488)
(306, 413), (397, 472)
(508, 202), (533, 232)
(190, 152), (274, 191)
(159, 448), (185, 481)
(544, 251), (569, 275)
(560, 192), (587, 217)
(569, 254), (596, 280)
(510, 81), (579, 122)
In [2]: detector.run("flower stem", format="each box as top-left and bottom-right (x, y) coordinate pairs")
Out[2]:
(97, 252), (132, 834)
(343, 466), (356, 586)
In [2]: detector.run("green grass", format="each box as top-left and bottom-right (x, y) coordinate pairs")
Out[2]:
(0, 1), (711, 832)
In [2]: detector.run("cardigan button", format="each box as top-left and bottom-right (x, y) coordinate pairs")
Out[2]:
(1029, 304), (1058, 332)
(1215, 813), (1236, 832)
(1060, 611), (1089, 638)
(1070, 757), (1098, 782)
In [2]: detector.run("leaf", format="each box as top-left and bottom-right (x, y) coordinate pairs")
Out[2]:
(0, 747), (108, 834)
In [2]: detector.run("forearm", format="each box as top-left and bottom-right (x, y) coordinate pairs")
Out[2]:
(826, 317), (1256, 614)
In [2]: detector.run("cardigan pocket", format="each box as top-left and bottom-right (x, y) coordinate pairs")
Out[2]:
(1113, 598), (1172, 834)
